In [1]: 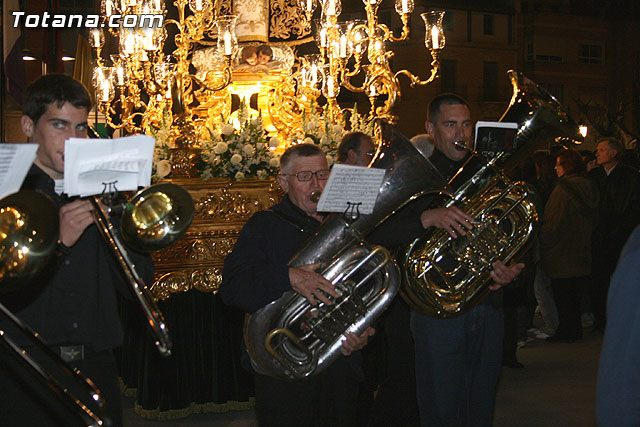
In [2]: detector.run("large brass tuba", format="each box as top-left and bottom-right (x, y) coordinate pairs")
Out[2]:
(400, 70), (582, 318)
(244, 122), (451, 380)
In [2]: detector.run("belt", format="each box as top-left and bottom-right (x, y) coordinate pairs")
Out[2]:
(52, 344), (93, 363)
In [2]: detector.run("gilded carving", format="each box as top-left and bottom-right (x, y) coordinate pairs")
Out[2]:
(269, 0), (310, 41)
(151, 268), (223, 301)
(195, 187), (265, 220)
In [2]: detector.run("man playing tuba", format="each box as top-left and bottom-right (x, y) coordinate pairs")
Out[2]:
(221, 143), (373, 426)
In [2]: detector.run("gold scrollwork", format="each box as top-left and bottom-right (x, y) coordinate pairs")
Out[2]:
(150, 268), (223, 301)
(195, 187), (265, 220)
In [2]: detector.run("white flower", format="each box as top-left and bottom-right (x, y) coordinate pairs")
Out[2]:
(256, 142), (264, 150)
(268, 137), (280, 148)
(303, 137), (314, 145)
(320, 135), (329, 145)
(221, 123), (234, 136)
(257, 169), (268, 180)
(214, 141), (228, 154)
(332, 124), (343, 134)
(155, 160), (172, 179)
(234, 171), (245, 180)
(156, 129), (170, 143)
(230, 153), (243, 165)
(269, 158), (280, 167)
(243, 144), (255, 156)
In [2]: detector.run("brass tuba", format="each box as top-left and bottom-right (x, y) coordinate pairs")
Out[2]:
(244, 122), (451, 380)
(400, 70), (582, 318)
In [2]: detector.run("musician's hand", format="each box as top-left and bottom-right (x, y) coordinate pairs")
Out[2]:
(59, 199), (94, 247)
(341, 327), (375, 356)
(289, 263), (339, 306)
(420, 206), (475, 238)
(488, 261), (525, 290)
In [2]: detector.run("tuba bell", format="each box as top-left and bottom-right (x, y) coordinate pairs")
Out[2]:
(399, 69), (583, 318)
(244, 122), (451, 380)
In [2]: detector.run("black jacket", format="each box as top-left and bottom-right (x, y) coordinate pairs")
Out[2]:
(220, 194), (321, 313)
(1, 165), (154, 352)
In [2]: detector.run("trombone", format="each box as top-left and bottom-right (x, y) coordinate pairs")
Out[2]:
(0, 191), (108, 426)
(91, 182), (194, 356)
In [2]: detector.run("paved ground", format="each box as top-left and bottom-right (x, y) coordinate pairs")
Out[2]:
(124, 326), (602, 426)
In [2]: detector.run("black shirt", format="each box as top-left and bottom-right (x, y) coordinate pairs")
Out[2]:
(1, 165), (154, 351)
(220, 194), (321, 313)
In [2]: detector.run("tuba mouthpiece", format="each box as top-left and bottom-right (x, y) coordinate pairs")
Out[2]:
(310, 190), (322, 203)
(453, 140), (468, 151)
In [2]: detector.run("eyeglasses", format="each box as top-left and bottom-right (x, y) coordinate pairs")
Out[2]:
(364, 151), (376, 158)
(285, 169), (331, 182)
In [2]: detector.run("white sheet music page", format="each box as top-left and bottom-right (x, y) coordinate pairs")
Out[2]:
(316, 164), (386, 215)
(63, 135), (155, 197)
(0, 143), (38, 199)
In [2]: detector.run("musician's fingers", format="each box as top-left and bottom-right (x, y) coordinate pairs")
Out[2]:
(449, 206), (475, 228)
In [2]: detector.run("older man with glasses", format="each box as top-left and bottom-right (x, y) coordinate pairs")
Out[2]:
(221, 143), (373, 427)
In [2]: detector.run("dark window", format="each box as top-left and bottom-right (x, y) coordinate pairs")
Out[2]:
(483, 14), (494, 35)
(527, 43), (534, 61)
(578, 44), (603, 64)
(443, 11), (454, 32)
(441, 60), (457, 93)
(483, 61), (498, 101)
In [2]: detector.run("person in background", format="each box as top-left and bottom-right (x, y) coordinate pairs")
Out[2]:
(539, 148), (598, 342)
(337, 132), (376, 167)
(589, 138), (640, 331)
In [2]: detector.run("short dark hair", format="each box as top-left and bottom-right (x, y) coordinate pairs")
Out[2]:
(280, 143), (325, 174)
(598, 137), (623, 160)
(427, 93), (469, 124)
(22, 74), (91, 124)
(556, 148), (586, 175)
(337, 132), (370, 163)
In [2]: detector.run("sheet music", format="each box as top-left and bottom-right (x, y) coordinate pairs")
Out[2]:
(316, 164), (386, 215)
(0, 143), (38, 199)
(63, 135), (155, 197)
(474, 121), (518, 159)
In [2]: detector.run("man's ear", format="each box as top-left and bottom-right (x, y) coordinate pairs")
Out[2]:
(276, 174), (289, 192)
(21, 115), (35, 140)
(347, 149), (358, 164)
(425, 121), (434, 137)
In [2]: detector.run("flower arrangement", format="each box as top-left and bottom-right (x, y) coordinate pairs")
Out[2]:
(285, 103), (375, 165)
(199, 101), (280, 181)
(149, 102), (376, 182)
(149, 108), (173, 182)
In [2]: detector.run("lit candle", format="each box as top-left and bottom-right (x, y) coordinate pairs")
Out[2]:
(92, 29), (101, 47)
(223, 31), (232, 55)
(310, 63), (317, 85)
(153, 0), (162, 10)
(306, 0), (313, 12)
(195, 0), (202, 10)
(326, 0), (335, 16)
(320, 28), (327, 48)
(116, 65), (124, 85)
(100, 80), (110, 102)
(105, 0), (113, 16)
(431, 27), (440, 49)
(339, 34), (347, 57)
(401, 0), (408, 13)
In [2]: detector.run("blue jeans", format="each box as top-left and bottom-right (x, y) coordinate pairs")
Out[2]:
(411, 304), (504, 427)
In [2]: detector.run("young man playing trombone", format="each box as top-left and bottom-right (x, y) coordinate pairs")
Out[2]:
(0, 74), (153, 426)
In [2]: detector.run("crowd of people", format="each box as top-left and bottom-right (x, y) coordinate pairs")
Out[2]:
(3, 72), (639, 426)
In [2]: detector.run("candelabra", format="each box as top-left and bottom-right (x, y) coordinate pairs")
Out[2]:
(90, 0), (239, 138)
(297, 0), (445, 122)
